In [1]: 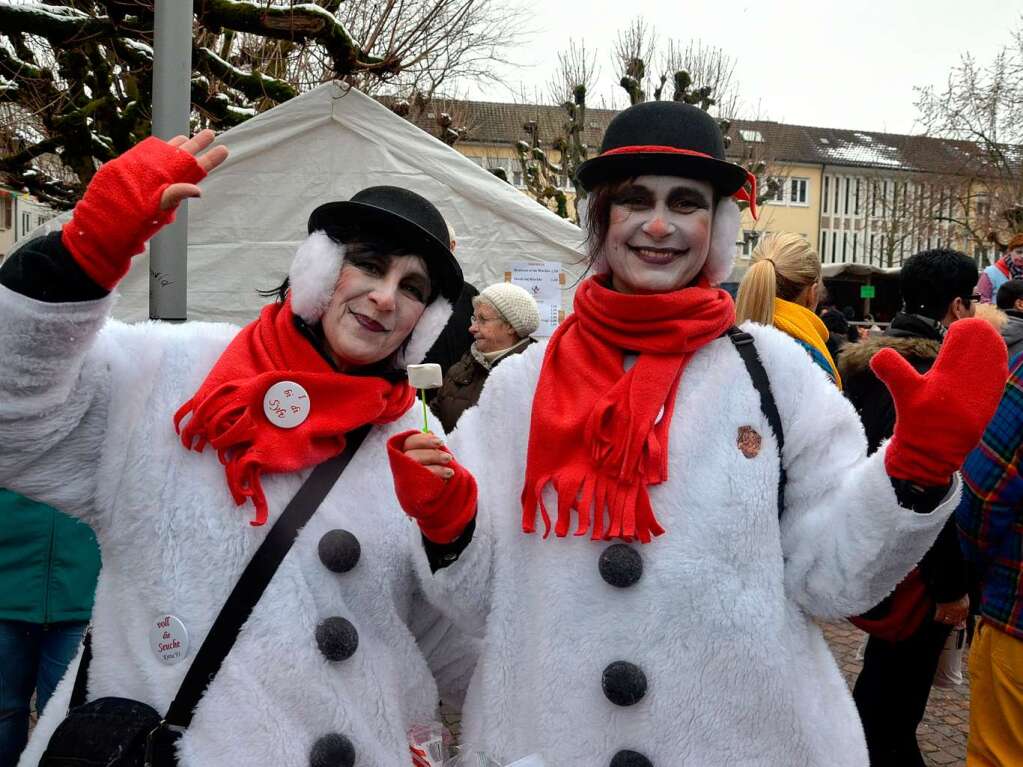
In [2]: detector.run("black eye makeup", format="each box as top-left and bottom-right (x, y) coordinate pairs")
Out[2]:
(611, 185), (653, 207)
(667, 188), (711, 210)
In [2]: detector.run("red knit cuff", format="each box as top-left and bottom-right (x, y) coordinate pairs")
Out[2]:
(883, 437), (954, 487)
(62, 137), (206, 290)
(387, 430), (477, 544)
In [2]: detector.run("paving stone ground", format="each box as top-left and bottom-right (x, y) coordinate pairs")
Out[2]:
(820, 619), (971, 767)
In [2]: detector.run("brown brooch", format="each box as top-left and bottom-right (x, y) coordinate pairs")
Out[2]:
(737, 426), (762, 459)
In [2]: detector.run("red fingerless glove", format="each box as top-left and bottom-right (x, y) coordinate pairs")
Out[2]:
(873, 317), (1008, 485)
(387, 430), (478, 544)
(62, 137), (207, 290)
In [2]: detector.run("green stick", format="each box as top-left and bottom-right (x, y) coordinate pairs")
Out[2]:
(420, 389), (429, 432)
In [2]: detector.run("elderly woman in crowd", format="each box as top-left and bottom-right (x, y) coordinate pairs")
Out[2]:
(430, 282), (540, 432)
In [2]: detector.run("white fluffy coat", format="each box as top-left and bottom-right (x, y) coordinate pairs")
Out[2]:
(0, 284), (469, 767)
(418, 322), (959, 766)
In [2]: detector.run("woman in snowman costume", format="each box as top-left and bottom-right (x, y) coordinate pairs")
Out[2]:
(388, 101), (1008, 766)
(0, 130), (473, 766)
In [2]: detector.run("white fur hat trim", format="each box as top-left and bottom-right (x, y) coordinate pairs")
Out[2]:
(289, 231), (344, 324)
(703, 197), (741, 286)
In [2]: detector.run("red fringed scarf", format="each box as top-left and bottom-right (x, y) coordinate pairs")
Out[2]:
(521, 274), (735, 543)
(174, 298), (415, 526)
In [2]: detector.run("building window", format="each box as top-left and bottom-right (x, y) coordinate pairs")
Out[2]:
(739, 129), (763, 143)
(0, 196), (10, 230)
(789, 178), (808, 205)
(766, 177), (785, 204)
(834, 178), (840, 215)
(831, 232), (837, 262)
(842, 232), (848, 260)
(852, 232), (858, 260)
(869, 234), (876, 265)
(844, 178), (850, 215)
(823, 177), (830, 213)
(854, 179), (861, 216)
(975, 193), (990, 219)
(820, 231), (827, 256)
(22, 212), (30, 234)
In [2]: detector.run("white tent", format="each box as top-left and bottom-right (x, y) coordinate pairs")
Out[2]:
(35, 84), (588, 326)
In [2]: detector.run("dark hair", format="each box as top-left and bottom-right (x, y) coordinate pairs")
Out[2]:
(583, 178), (631, 270)
(899, 248), (979, 320)
(820, 308), (849, 336)
(997, 279), (1023, 311)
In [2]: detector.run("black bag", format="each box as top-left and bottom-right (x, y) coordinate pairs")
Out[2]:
(40, 426), (369, 767)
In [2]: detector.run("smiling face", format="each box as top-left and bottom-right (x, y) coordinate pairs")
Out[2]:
(319, 242), (431, 369)
(603, 175), (714, 294)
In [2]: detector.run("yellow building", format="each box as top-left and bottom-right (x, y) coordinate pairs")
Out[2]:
(395, 98), (1007, 280)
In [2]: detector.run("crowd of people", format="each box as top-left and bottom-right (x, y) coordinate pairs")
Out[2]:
(0, 100), (1020, 767)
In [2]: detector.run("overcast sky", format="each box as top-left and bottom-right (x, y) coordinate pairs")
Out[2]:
(459, 0), (1021, 136)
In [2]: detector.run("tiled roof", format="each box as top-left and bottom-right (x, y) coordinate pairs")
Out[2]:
(379, 96), (1014, 178)
(725, 120), (1001, 177)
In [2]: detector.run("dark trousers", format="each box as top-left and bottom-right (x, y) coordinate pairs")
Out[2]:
(852, 618), (952, 767)
(0, 620), (88, 767)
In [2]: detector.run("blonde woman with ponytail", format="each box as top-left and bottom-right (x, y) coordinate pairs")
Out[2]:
(736, 232), (842, 387)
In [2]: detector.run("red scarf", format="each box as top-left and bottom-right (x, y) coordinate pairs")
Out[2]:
(521, 274), (735, 543)
(174, 298), (415, 526)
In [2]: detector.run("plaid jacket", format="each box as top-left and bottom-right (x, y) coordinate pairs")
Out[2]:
(957, 353), (1023, 638)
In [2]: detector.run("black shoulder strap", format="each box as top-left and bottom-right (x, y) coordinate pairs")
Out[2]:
(163, 423), (370, 729)
(727, 327), (786, 518)
(68, 425), (371, 732)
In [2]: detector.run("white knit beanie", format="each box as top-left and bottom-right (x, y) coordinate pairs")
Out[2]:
(476, 282), (541, 337)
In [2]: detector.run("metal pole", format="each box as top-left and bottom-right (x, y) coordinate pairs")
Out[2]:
(149, 0), (193, 320)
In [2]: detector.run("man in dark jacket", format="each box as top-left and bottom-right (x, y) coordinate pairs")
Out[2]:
(0, 489), (100, 765)
(996, 278), (1023, 362)
(839, 248), (979, 767)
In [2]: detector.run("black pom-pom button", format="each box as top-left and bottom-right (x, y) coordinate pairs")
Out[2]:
(316, 617), (359, 662)
(602, 660), (647, 706)
(318, 529), (361, 573)
(310, 733), (355, 767)
(610, 749), (653, 767)
(598, 544), (643, 588)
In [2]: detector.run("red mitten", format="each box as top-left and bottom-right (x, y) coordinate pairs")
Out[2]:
(62, 137), (207, 289)
(387, 430), (478, 544)
(872, 317), (1009, 485)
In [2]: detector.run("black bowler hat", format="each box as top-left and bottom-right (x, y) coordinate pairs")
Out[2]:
(307, 186), (462, 303)
(576, 101), (753, 204)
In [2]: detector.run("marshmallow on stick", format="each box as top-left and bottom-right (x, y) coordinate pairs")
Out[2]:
(407, 363), (443, 432)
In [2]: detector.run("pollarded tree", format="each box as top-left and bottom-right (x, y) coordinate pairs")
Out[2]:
(915, 19), (1023, 249)
(0, 0), (523, 207)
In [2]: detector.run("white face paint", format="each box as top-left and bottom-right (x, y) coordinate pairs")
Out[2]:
(319, 249), (430, 369)
(1009, 246), (1023, 269)
(603, 175), (715, 294)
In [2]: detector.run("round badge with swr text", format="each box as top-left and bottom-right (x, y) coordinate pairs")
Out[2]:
(263, 381), (311, 429)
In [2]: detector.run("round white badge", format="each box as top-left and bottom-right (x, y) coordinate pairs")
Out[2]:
(263, 381), (311, 429)
(150, 614), (190, 665)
